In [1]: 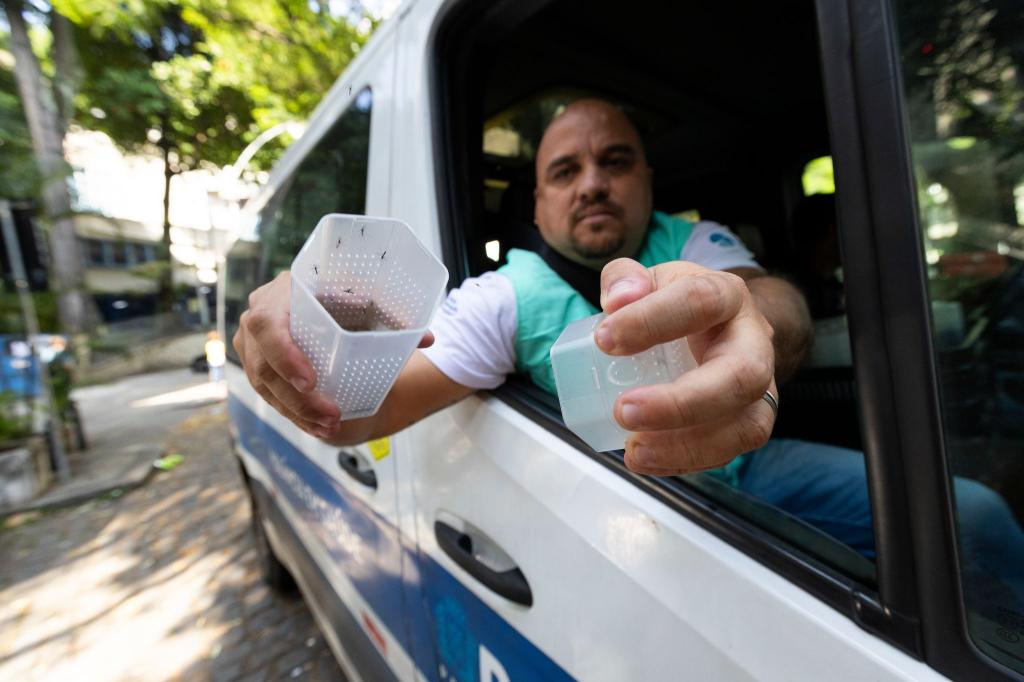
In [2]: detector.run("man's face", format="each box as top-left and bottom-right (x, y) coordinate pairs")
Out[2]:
(534, 100), (653, 269)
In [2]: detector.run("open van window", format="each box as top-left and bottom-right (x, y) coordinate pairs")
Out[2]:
(440, 0), (885, 589)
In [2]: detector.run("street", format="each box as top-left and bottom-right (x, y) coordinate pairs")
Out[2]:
(0, 370), (345, 681)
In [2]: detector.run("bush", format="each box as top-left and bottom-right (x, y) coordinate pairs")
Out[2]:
(0, 292), (59, 333)
(0, 390), (33, 443)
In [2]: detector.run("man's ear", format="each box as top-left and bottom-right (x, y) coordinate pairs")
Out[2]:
(533, 186), (540, 225)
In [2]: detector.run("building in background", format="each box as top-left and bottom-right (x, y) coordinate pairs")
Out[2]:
(63, 128), (259, 324)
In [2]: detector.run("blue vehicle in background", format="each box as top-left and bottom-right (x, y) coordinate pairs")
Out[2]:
(0, 334), (42, 399)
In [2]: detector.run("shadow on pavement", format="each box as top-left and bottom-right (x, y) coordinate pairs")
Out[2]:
(0, 405), (345, 681)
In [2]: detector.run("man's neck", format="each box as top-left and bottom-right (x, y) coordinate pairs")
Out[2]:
(538, 241), (604, 310)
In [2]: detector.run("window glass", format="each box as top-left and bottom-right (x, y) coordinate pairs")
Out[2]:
(225, 88), (373, 362)
(100, 241), (114, 266)
(479, 87), (875, 582)
(894, 0), (1024, 670)
(223, 231), (261, 364)
(260, 88), (372, 280)
(110, 242), (127, 266)
(87, 239), (105, 266)
(128, 243), (147, 264)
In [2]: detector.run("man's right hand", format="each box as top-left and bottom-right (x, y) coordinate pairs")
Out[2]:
(234, 272), (343, 439)
(233, 272), (437, 440)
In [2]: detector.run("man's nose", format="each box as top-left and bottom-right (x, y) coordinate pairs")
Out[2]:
(578, 163), (610, 202)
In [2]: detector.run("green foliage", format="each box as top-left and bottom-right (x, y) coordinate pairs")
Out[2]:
(46, 349), (75, 416)
(56, 0), (376, 174)
(0, 36), (41, 200)
(128, 259), (169, 282)
(0, 390), (33, 443)
(61, 2), (256, 172)
(0, 292), (60, 333)
(179, 0), (376, 126)
(2, 0), (377, 198)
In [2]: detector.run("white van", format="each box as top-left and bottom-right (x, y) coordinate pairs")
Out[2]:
(219, 0), (1024, 680)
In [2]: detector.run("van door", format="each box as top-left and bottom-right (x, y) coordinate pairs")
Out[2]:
(400, 398), (950, 681)
(388, 0), (947, 679)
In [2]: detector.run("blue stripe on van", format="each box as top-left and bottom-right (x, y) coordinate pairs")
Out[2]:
(229, 396), (407, 639)
(229, 394), (573, 682)
(417, 550), (575, 682)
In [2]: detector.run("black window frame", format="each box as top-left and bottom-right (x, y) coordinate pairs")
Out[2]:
(425, 0), (996, 671)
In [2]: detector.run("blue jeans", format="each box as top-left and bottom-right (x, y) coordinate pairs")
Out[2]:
(737, 439), (1024, 615)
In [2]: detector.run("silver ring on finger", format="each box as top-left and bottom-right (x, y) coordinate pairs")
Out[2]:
(761, 389), (779, 418)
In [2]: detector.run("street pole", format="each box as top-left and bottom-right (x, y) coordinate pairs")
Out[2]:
(0, 199), (70, 482)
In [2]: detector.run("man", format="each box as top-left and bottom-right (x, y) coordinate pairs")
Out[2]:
(233, 98), (812, 476)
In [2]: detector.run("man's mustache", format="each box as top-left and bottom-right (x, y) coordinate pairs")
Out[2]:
(571, 201), (623, 225)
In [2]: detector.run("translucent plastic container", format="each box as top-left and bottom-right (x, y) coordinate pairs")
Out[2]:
(550, 313), (697, 452)
(290, 214), (448, 420)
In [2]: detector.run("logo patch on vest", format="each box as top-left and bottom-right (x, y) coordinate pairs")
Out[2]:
(709, 232), (737, 248)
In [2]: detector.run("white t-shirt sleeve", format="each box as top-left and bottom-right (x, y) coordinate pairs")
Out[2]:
(680, 220), (764, 272)
(419, 271), (517, 390)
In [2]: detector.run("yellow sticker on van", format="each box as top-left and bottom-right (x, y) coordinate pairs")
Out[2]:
(368, 437), (390, 460)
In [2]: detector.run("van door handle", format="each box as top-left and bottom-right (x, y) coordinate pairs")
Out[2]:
(337, 450), (377, 489)
(434, 520), (533, 607)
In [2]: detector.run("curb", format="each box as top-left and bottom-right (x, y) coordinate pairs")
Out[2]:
(0, 445), (165, 517)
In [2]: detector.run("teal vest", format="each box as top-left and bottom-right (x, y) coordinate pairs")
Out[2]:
(497, 211), (747, 485)
(498, 210), (694, 393)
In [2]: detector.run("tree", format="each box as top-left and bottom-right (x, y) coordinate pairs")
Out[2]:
(177, 0), (376, 163)
(0, 33), (41, 200)
(2, 0), (376, 332)
(2, 0), (95, 336)
(59, 0), (375, 313)
(61, 1), (258, 314)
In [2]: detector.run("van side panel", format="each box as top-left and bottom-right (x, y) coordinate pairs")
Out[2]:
(230, 395), (398, 681)
(230, 392), (574, 681)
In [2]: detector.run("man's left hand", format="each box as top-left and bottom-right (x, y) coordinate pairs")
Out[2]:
(597, 258), (778, 476)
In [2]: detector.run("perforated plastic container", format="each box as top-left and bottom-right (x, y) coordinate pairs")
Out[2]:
(290, 214), (448, 420)
(550, 313), (697, 452)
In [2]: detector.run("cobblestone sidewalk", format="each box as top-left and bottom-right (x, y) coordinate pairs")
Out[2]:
(0, 404), (345, 682)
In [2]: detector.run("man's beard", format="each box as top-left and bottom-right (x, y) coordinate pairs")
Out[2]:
(570, 226), (626, 259)
(569, 200), (627, 259)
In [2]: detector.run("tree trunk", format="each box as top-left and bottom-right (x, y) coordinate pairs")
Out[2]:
(50, 10), (83, 135)
(4, 0), (95, 336)
(159, 140), (175, 316)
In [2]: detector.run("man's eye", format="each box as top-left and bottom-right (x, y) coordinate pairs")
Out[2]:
(552, 167), (573, 181)
(606, 156), (630, 169)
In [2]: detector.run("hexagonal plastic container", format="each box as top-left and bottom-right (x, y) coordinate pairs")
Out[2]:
(550, 313), (697, 452)
(290, 214), (448, 420)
